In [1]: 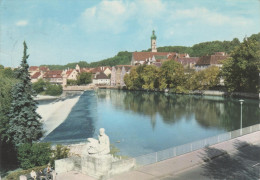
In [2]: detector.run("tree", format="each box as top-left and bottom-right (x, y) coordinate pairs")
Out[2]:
(221, 38), (260, 93)
(0, 64), (4, 69)
(141, 65), (159, 90)
(158, 60), (187, 92)
(8, 42), (43, 145)
(188, 66), (220, 90)
(77, 72), (92, 85)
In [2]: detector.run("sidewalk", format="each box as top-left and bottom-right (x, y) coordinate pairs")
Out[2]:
(56, 130), (260, 180)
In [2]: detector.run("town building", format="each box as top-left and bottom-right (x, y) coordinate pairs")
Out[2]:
(131, 30), (190, 66)
(93, 72), (110, 85)
(43, 70), (65, 85)
(176, 57), (199, 69)
(110, 65), (132, 87)
(195, 52), (229, 71)
(29, 66), (50, 82)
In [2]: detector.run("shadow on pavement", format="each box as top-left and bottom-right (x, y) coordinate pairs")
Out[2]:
(200, 141), (260, 180)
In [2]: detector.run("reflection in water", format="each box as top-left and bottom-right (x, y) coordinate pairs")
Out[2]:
(43, 91), (96, 144)
(44, 90), (260, 156)
(96, 90), (260, 131)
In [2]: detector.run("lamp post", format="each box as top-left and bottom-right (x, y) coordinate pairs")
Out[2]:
(239, 99), (244, 135)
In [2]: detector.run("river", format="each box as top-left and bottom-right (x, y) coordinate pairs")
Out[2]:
(41, 90), (260, 157)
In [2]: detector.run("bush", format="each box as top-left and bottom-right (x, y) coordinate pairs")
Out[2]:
(50, 144), (70, 167)
(45, 84), (63, 96)
(32, 79), (46, 94)
(67, 79), (77, 86)
(17, 143), (52, 169)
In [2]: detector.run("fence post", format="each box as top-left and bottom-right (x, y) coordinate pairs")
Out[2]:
(190, 143), (193, 151)
(217, 135), (220, 143)
(173, 148), (176, 157)
(250, 126), (252, 133)
(229, 131), (231, 139)
(155, 152), (158, 162)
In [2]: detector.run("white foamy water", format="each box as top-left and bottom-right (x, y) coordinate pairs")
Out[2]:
(37, 95), (81, 137)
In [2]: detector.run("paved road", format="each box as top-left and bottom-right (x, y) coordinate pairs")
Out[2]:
(161, 141), (260, 180)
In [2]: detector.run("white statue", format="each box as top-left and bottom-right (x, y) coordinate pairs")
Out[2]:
(86, 128), (110, 155)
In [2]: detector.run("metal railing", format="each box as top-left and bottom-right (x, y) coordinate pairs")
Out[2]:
(135, 123), (260, 166)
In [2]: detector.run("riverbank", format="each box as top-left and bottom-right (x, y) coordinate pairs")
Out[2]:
(99, 86), (260, 100)
(37, 93), (82, 137)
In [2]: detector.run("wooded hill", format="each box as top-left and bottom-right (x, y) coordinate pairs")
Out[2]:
(42, 32), (260, 70)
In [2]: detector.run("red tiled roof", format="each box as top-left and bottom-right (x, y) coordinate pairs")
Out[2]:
(39, 66), (49, 72)
(31, 72), (41, 79)
(132, 52), (177, 61)
(29, 66), (39, 71)
(66, 69), (74, 76)
(43, 70), (63, 78)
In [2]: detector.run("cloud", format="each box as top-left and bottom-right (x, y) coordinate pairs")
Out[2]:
(15, 20), (28, 26)
(80, 0), (132, 33)
(173, 7), (253, 27)
(79, 0), (167, 34)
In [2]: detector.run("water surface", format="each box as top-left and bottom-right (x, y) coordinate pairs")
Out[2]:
(43, 90), (260, 157)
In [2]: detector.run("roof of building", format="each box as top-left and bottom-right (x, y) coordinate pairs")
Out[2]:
(31, 72), (41, 79)
(66, 69), (74, 76)
(39, 66), (49, 72)
(177, 57), (199, 65)
(29, 66), (39, 71)
(132, 52), (177, 61)
(93, 72), (110, 80)
(196, 54), (229, 66)
(44, 70), (63, 78)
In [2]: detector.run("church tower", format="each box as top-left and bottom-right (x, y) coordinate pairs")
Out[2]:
(151, 30), (157, 52)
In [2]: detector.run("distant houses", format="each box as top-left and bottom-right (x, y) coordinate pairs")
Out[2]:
(110, 65), (132, 87)
(29, 31), (230, 88)
(195, 52), (229, 71)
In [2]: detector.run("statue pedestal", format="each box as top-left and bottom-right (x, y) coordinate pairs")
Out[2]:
(81, 155), (113, 179)
(55, 155), (136, 179)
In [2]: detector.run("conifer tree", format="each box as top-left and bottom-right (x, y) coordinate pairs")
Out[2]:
(8, 42), (43, 145)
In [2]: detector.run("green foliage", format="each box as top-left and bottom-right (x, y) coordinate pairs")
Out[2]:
(50, 144), (70, 167)
(158, 60), (186, 92)
(141, 65), (159, 90)
(8, 42), (43, 145)
(76, 72), (92, 85)
(45, 83), (63, 96)
(67, 79), (78, 85)
(0, 68), (15, 78)
(3, 165), (46, 180)
(221, 38), (260, 93)
(42, 51), (132, 70)
(0, 73), (18, 142)
(32, 79), (46, 94)
(124, 66), (144, 90)
(187, 66), (220, 90)
(0, 64), (4, 69)
(17, 143), (52, 169)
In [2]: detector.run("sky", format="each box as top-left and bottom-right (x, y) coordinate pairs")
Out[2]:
(0, 0), (260, 67)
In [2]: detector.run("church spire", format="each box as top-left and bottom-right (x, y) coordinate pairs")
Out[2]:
(151, 30), (157, 52)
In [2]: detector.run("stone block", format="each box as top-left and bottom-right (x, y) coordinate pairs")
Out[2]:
(55, 156), (81, 174)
